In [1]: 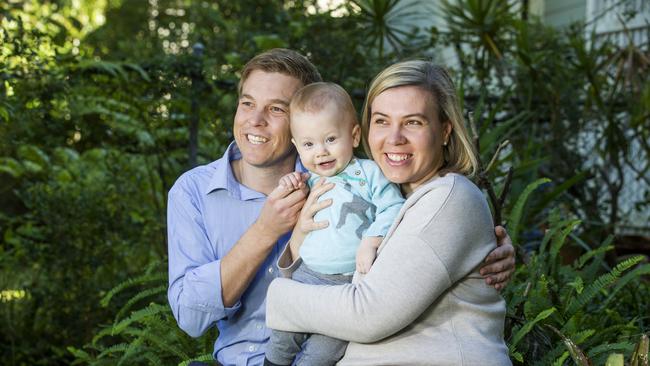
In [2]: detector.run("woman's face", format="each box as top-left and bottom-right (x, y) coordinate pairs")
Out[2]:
(368, 86), (451, 195)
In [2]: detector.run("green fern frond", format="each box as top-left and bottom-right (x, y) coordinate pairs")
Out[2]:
(111, 303), (170, 335)
(100, 273), (167, 307)
(566, 256), (644, 319)
(178, 353), (214, 366)
(509, 307), (556, 353)
(143, 352), (164, 365)
(551, 351), (570, 366)
(123, 328), (189, 359)
(144, 259), (164, 275)
(67, 346), (92, 363)
(576, 236), (614, 269)
(96, 343), (130, 359)
(535, 341), (572, 366)
(92, 326), (116, 346)
(599, 264), (650, 311)
(572, 329), (596, 344)
(507, 177), (551, 245)
(115, 285), (167, 322)
(587, 342), (635, 359)
(550, 219), (580, 265)
(117, 336), (145, 366)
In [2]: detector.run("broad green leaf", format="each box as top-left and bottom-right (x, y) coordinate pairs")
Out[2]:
(18, 145), (50, 167)
(0, 157), (24, 178)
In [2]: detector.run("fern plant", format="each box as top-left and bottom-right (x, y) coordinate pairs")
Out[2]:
(68, 261), (217, 365)
(504, 205), (650, 365)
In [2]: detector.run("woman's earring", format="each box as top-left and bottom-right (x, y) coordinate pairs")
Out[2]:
(443, 140), (448, 146)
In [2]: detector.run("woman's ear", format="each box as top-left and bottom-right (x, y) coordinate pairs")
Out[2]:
(443, 121), (452, 143)
(352, 124), (361, 148)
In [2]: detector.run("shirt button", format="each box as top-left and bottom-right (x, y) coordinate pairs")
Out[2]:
(256, 323), (263, 329)
(354, 170), (361, 175)
(268, 267), (274, 274)
(249, 345), (256, 352)
(359, 180), (366, 186)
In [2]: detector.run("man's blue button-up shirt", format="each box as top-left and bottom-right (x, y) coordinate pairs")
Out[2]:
(167, 142), (304, 366)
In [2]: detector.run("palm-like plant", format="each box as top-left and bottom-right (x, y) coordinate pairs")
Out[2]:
(350, 0), (430, 59)
(440, 0), (517, 85)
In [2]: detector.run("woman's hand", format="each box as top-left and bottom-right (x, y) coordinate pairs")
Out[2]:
(480, 226), (516, 291)
(288, 177), (335, 260)
(296, 177), (335, 235)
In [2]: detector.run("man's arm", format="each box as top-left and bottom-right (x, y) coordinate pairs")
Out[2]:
(220, 183), (308, 307)
(167, 177), (307, 336)
(167, 182), (232, 337)
(480, 226), (516, 290)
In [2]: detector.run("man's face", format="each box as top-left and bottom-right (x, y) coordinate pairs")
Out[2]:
(233, 70), (303, 169)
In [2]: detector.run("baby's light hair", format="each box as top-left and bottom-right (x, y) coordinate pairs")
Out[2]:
(290, 82), (358, 127)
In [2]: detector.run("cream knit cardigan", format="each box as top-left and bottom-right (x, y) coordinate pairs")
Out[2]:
(266, 173), (512, 365)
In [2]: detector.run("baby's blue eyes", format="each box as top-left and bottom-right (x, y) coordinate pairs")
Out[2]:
(302, 137), (335, 147)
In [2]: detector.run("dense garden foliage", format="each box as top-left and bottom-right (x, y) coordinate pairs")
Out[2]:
(1, 0), (648, 365)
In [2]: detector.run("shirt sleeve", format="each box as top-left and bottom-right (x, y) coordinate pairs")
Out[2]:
(265, 178), (495, 343)
(167, 179), (241, 338)
(363, 162), (405, 238)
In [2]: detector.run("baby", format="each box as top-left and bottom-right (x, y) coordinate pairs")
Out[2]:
(264, 82), (404, 366)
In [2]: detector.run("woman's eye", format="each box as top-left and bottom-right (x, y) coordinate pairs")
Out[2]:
(373, 119), (387, 125)
(270, 106), (286, 113)
(326, 136), (336, 143)
(406, 120), (422, 126)
(241, 101), (253, 107)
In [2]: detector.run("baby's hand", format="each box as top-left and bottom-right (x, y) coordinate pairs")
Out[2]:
(279, 172), (307, 191)
(356, 236), (382, 274)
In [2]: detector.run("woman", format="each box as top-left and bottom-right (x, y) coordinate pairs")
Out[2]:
(266, 61), (512, 365)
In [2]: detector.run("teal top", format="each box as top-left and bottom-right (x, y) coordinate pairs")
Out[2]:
(300, 158), (404, 274)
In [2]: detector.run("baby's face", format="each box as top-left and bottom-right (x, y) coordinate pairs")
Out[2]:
(291, 105), (360, 177)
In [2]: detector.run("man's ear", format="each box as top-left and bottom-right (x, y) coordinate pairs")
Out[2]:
(352, 124), (361, 148)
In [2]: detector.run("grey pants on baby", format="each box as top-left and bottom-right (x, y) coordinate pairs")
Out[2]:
(265, 263), (352, 366)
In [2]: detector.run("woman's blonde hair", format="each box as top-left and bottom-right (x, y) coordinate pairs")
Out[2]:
(361, 60), (478, 177)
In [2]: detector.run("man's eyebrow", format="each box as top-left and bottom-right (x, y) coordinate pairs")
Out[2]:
(269, 98), (290, 106)
(240, 94), (290, 107)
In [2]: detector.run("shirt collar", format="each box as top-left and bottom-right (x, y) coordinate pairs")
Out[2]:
(204, 141), (306, 200)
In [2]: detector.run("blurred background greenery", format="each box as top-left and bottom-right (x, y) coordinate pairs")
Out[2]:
(1, 0), (648, 365)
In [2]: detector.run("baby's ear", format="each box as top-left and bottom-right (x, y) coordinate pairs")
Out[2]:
(291, 138), (297, 147)
(352, 124), (361, 148)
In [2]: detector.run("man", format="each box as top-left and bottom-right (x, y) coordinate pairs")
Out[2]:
(167, 48), (514, 366)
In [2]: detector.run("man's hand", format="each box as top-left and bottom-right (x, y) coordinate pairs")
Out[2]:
(255, 172), (310, 239)
(356, 236), (382, 274)
(480, 226), (516, 291)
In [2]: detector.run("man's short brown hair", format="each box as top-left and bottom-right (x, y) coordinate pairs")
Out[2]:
(239, 48), (322, 95)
